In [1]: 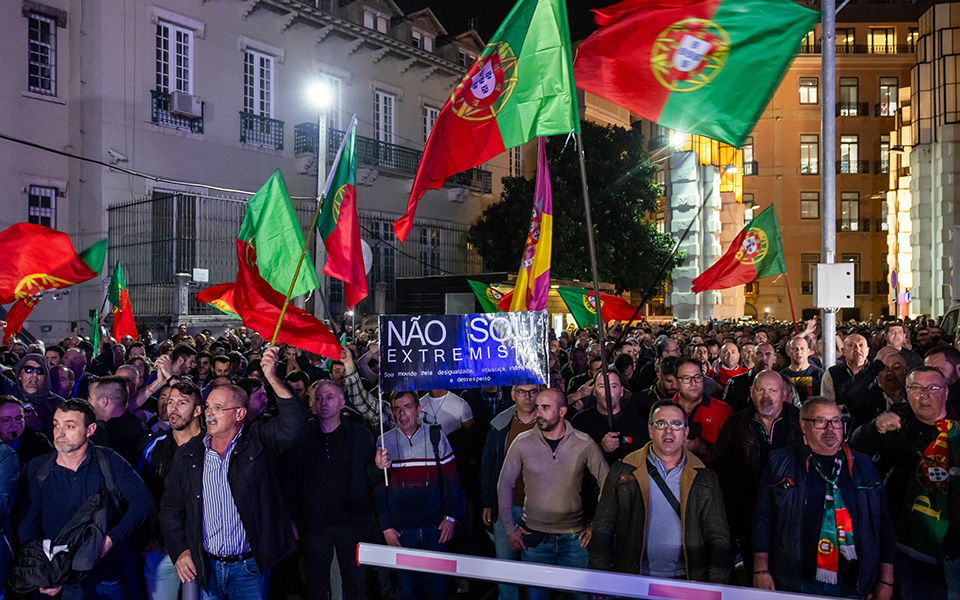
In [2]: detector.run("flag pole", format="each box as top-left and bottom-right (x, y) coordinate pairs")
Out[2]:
(574, 133), (615, 432)
(270, 196), (327, 346)
(379, 388), (388, 486)
(784, 272), (799, 333)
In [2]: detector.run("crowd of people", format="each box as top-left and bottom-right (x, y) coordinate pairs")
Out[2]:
(0, 315), (955, 600)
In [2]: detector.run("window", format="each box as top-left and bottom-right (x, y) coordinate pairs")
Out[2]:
(743, 193), (755, 222)
(800, 134), (819, 174)
(799, 77), (818, 104)
(28, 13), (57, 96)
(458, 50), (476, 67)
(880, 197), (890, 231)
(879, 134), (890, 173)
(869, 28), (895, 54)
(836, 28), (855, 52)
(422, 105), (439, 144)
(509, 146), (522, 177)
(363, 9), (388, 33)
(839, 135), (859, 173)
(907, 28), (919, 50)
(28, 185), (57, 228)
(156, 22), (193, 93)
(318, 73), (343, 131)
(412, 30), (434, 52)
(879, 77), (898, 116)
(841, 192), (860, 231)
(419, 227), (441, 276)
(801, 192), (820, 219)
(243, 50), (273, 118)
(801, 253), (820, 294)
(742, 137), (756, 175)
(839, 77), (858, 115)
(800, 30), (816, 52)
(374, 91), (395, 145)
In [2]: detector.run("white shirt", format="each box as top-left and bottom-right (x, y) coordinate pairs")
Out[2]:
(419, 391), (473, 436)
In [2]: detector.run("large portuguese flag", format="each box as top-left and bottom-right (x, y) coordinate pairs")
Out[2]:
(394, 0), (580, 242)
(0, 223), (106, 304)
(108, 261), (138, 340)
(692, 205), (785, 292)
(467, 279), (507, 313)
(318, 116), (368, 308)
(555, 287), (640, 328)
(573, 0), (818, 147)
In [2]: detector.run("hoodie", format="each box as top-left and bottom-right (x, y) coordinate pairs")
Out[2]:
(1, 354), (64, 438)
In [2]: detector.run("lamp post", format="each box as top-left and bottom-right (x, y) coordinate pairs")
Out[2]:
(306, 81), (332, 320)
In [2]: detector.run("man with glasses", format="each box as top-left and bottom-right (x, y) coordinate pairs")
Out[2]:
(1, 354), (64, 438)
(754, 397), (895, 598)
(851, 366), (959, 599)
(673, 359), (733, 464)
(480, 383), (540, 600)
(590, 399), (730, 583)
(159, 346), (307, 599)
(0, 395), (52, 472)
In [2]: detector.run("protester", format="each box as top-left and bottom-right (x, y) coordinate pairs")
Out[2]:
(89, 376), (150, 467)
(590, 399), (730, 582)
(570, 370), (649, 464)
(419, 389), (474, 436)
(780, 335), (824, 401)
(672, 358), (733, 464)
(712, 342), (748, 387)
(1, 354), (63, 439)
(924, 344), (960, 412)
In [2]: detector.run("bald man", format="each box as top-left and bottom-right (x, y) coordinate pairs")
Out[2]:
(821, 334), (887, 411)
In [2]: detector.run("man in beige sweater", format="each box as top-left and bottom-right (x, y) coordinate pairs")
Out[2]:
(497, 388), (609, 600)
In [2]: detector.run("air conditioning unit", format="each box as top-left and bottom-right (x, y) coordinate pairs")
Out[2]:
(169, 91), (202, 118)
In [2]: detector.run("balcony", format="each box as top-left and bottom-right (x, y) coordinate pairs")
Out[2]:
(800, 163), (818, 175)
(855, 281), (872, 295)
(876, 160), (890, 174)
(836, 102), (869, 117)
(838, 218), (870, 232)
(836, 160), (871, 174)
(294, 123), (492, 194)
(802, 281), (813, 295)
(742, 160), (759, 176)
(150, 90), (203, 134)
(239, 112), (284, 150)
(798, 43), (915, 55)
(875, 102), (898, 117)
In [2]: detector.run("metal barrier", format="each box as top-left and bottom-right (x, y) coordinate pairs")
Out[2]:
(357, 543), (822, 600)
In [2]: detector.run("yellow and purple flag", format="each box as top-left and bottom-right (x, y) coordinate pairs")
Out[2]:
(509, 138), (553, 311)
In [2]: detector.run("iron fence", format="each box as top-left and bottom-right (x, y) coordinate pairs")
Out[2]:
(150, 90), (204, 134)
(240, 112), (284, 149)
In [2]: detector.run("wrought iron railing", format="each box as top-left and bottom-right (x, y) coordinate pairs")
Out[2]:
(150, 89), (204, 134)
(239, 112), (284, 150)
(836, 160), (871, 174)
(798, 44), (915, 55)
(876, 160), (890, 174)
(875, 102), (898, 117)
(742, 161), (759, 176)
(836, 102), (869, 117)
(838, 218), (870, 232)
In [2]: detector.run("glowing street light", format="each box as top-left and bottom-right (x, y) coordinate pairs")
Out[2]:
(670, 132), (686, 148)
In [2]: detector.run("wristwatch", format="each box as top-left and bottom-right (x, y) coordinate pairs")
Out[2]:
(444, 516), (456, 524)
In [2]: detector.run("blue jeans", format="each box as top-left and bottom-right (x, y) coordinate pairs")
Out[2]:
(521, 531), (588, 600)
(145, 550), (200, 600)
(397, 525), (449, 600)
(61, 578), (126, 600)
(201, 556), (269, 600)
(492, 506), (523, 600)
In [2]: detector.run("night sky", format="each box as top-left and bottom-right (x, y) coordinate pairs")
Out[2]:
(393, 0), (611, 43)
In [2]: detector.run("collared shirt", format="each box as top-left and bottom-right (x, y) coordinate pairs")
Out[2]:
(344, 368), (383, 431)
(643, 450), (686, 579)
(202, 429), (250, 556)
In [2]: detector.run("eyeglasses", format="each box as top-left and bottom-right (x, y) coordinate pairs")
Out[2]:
(651, 420), (686, 431)
(906, 385), (944, 396)
(22, 366), (44, 375)
(205, 405), (242, 416)
(678, 375), (704, 384)
(802, 417), (844, 429)
(514, 388), (539, 397)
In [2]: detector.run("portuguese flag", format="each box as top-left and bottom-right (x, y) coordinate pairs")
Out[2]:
(196, 282), (240, 319)
(0, 223), (106, 304)
(556, 287), (640, 328)
(2, 295), (41, 345)
(318, 116), (368, 308)
(692, 205), (785, 292)
(238, 170), (319, 298)
(573, 0), (818, 147)
(394, 0), (580, 242)
(108, 261), (137, 340)
(467, 279), (507, 313)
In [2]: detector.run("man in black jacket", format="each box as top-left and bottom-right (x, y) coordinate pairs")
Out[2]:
(284, 378), (377, 600)
(159, 346), (307, 599)
(714, 371), (802, 578)
(89, 376), (149, 467)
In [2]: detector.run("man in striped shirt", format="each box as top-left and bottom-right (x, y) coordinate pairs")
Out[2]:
(374, 391), (464, 600)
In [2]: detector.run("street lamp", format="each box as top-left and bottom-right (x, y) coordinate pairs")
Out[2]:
(670, 132), (686, 149)
(346, 309), (355, 340)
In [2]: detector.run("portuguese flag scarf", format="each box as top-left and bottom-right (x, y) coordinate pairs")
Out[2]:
(896, 419), (958, 561)
(813, 453), (856, 584)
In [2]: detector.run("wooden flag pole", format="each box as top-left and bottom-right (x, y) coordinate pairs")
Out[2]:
(783, 271), (799, 333)
(574, 133), (615, 432)
(270, 195), (326, 346)
(379, 388), (388, 486)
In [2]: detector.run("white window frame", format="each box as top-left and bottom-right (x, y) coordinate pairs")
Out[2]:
(27, 184), (57, 229)
(509, 146), (522, 177)
(800, 191), (820, 219)
(156, 21), (194, 94)
(458, 49), (477, 67)
(27, 12), (57, 96)
(879, 77), (898, 116)
(374, 90), (395, 145)
(363, 8), (388, 33)
(800, 134), (819, 174)
(799, 77), (818, 104)
(243, 49), (274, 118)
(422, 105), (440, 144)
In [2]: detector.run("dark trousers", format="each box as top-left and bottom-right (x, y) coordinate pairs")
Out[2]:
(301, 525), (367, 600)
(397, 525), (448, 600)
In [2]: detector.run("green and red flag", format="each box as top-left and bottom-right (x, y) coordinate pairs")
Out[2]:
(2, 295), (41, 345)
(318, 116), (368, 308)
(0, 223), (106, 303)
(692, 205), (785, 292)
(196, 282), (240, 319)
(90, 308), (101, 352)
(467, 279), (507, 313)
(394, 0), (580, 242)
(108, 261), (137, 340)
(238, 170), (319, 298)
(573, 0), (818, 147)
(554, 286), (640, 328)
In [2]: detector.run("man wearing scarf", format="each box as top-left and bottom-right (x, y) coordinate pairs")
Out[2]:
(851, 365), (960, 600)
(0, 353), (63, 439)
(754, 396), (896, 598)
